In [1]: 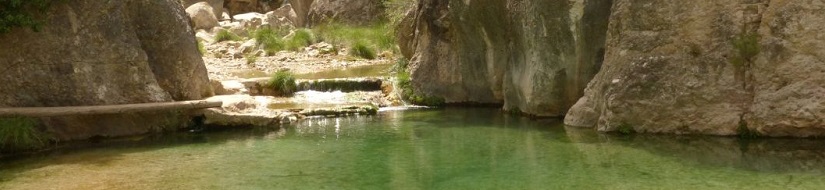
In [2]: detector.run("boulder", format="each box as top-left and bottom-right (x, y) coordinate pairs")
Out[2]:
(263, 4), (297, 29)
(181, 0), (225, 19)
(0, 0), (213, 141)
(307, 0), (386, 26)
(403, 0), (612, 116)
(186, 2), (220, 30)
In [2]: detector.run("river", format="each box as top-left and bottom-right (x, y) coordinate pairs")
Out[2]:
(1, 108), (825, 189)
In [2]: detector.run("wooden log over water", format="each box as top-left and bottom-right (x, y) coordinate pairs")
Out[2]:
(0, 100), (223, 117)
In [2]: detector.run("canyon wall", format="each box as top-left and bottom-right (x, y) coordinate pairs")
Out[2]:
(566, 0), (825, 137)
(0, 0), (213, 141)
(403, 0), (612, 116)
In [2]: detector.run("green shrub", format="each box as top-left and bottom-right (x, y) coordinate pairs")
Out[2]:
(393, 58), (409, 72)
(0, 117), (48, 151)
(384, 0), (415, 32)
(0, 0), (60, 33)
(285, 29), (315, 51)
(397, 71), (445, 106)
(214, 30), (241, 42)
(197, 40), (207, 55)
(730, 33), (760, 67)
(245, 53), (258, 64)
(737, 121), (759, 139)
(268, 71), (298, 96)
(254, 28), (285, 54)
(350, 42), (376, 60)
(617, 123), (636, 135)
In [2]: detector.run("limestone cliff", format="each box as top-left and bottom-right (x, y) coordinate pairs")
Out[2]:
(0, 0), (213, 141)
(403, 0), (612, 116)
(565, 0), (825, 137)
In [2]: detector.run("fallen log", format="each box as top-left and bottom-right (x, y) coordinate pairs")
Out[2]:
(0, 100), (223, 117)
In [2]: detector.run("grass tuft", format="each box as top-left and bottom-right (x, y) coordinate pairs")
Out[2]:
(268, 71), (298, 96)
(245, 53), (258, 65)
(285, 29), (316, 51)
(0, 117), (48, 151)
(215, 29), (242, 42)
(313, 23), (396, 54)
(254, 28), (285, 55)
(350, 42), (376, 60)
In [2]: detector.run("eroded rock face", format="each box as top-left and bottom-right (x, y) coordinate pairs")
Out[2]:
(404, 0), (612, 116)
(565, 0), (825, 137)
(0, 0), (213, 141)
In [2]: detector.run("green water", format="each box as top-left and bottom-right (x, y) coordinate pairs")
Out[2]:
(2, 108), (825, 190)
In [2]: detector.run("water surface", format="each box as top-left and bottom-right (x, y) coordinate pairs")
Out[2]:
(2, 108), (825, 189)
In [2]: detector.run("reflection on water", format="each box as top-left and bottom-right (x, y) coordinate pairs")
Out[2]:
(2, 108), (825, 189)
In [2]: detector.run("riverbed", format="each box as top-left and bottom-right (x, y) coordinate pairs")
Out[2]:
(1, 108), (825, 189)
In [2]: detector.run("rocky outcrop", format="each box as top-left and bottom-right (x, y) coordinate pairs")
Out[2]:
(566, 0), (825, 137)
(0, 0), (213, 141)
(307, 0), (386, 26)
(187, 2), (220, 30)
(403, 0), (612, 116)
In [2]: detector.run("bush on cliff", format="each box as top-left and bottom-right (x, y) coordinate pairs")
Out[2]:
(397, 70), (445, 106)
(0, 117), (49, 152)
(0, 0), (60, 33)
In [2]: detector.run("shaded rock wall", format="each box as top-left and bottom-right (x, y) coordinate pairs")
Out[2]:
(404, 0), (612, 116)
(0, 0), (213, 141)
(566, 0), (825, 137)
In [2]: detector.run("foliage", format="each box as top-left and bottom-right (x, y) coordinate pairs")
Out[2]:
(0, 0), (60, 33)
(197, 40), (207, 55)
(245, 53), (258, 65)
(350, 42), (376, 60)
(392, 57), (408, 72)
(397, 71), (445, 106)
(214, 30), (241, 42)
(383, 0), (415, 33)
(313, 23), (396, 53)
(737, 121), (759, 139)
(0, 117), (48, 151)
(268, 71), (298, 96)
(617, 123), (636, 135)
(730, 33), (760, 67)
(285, 29), (315, 51)
(254, 28), (285, 54)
